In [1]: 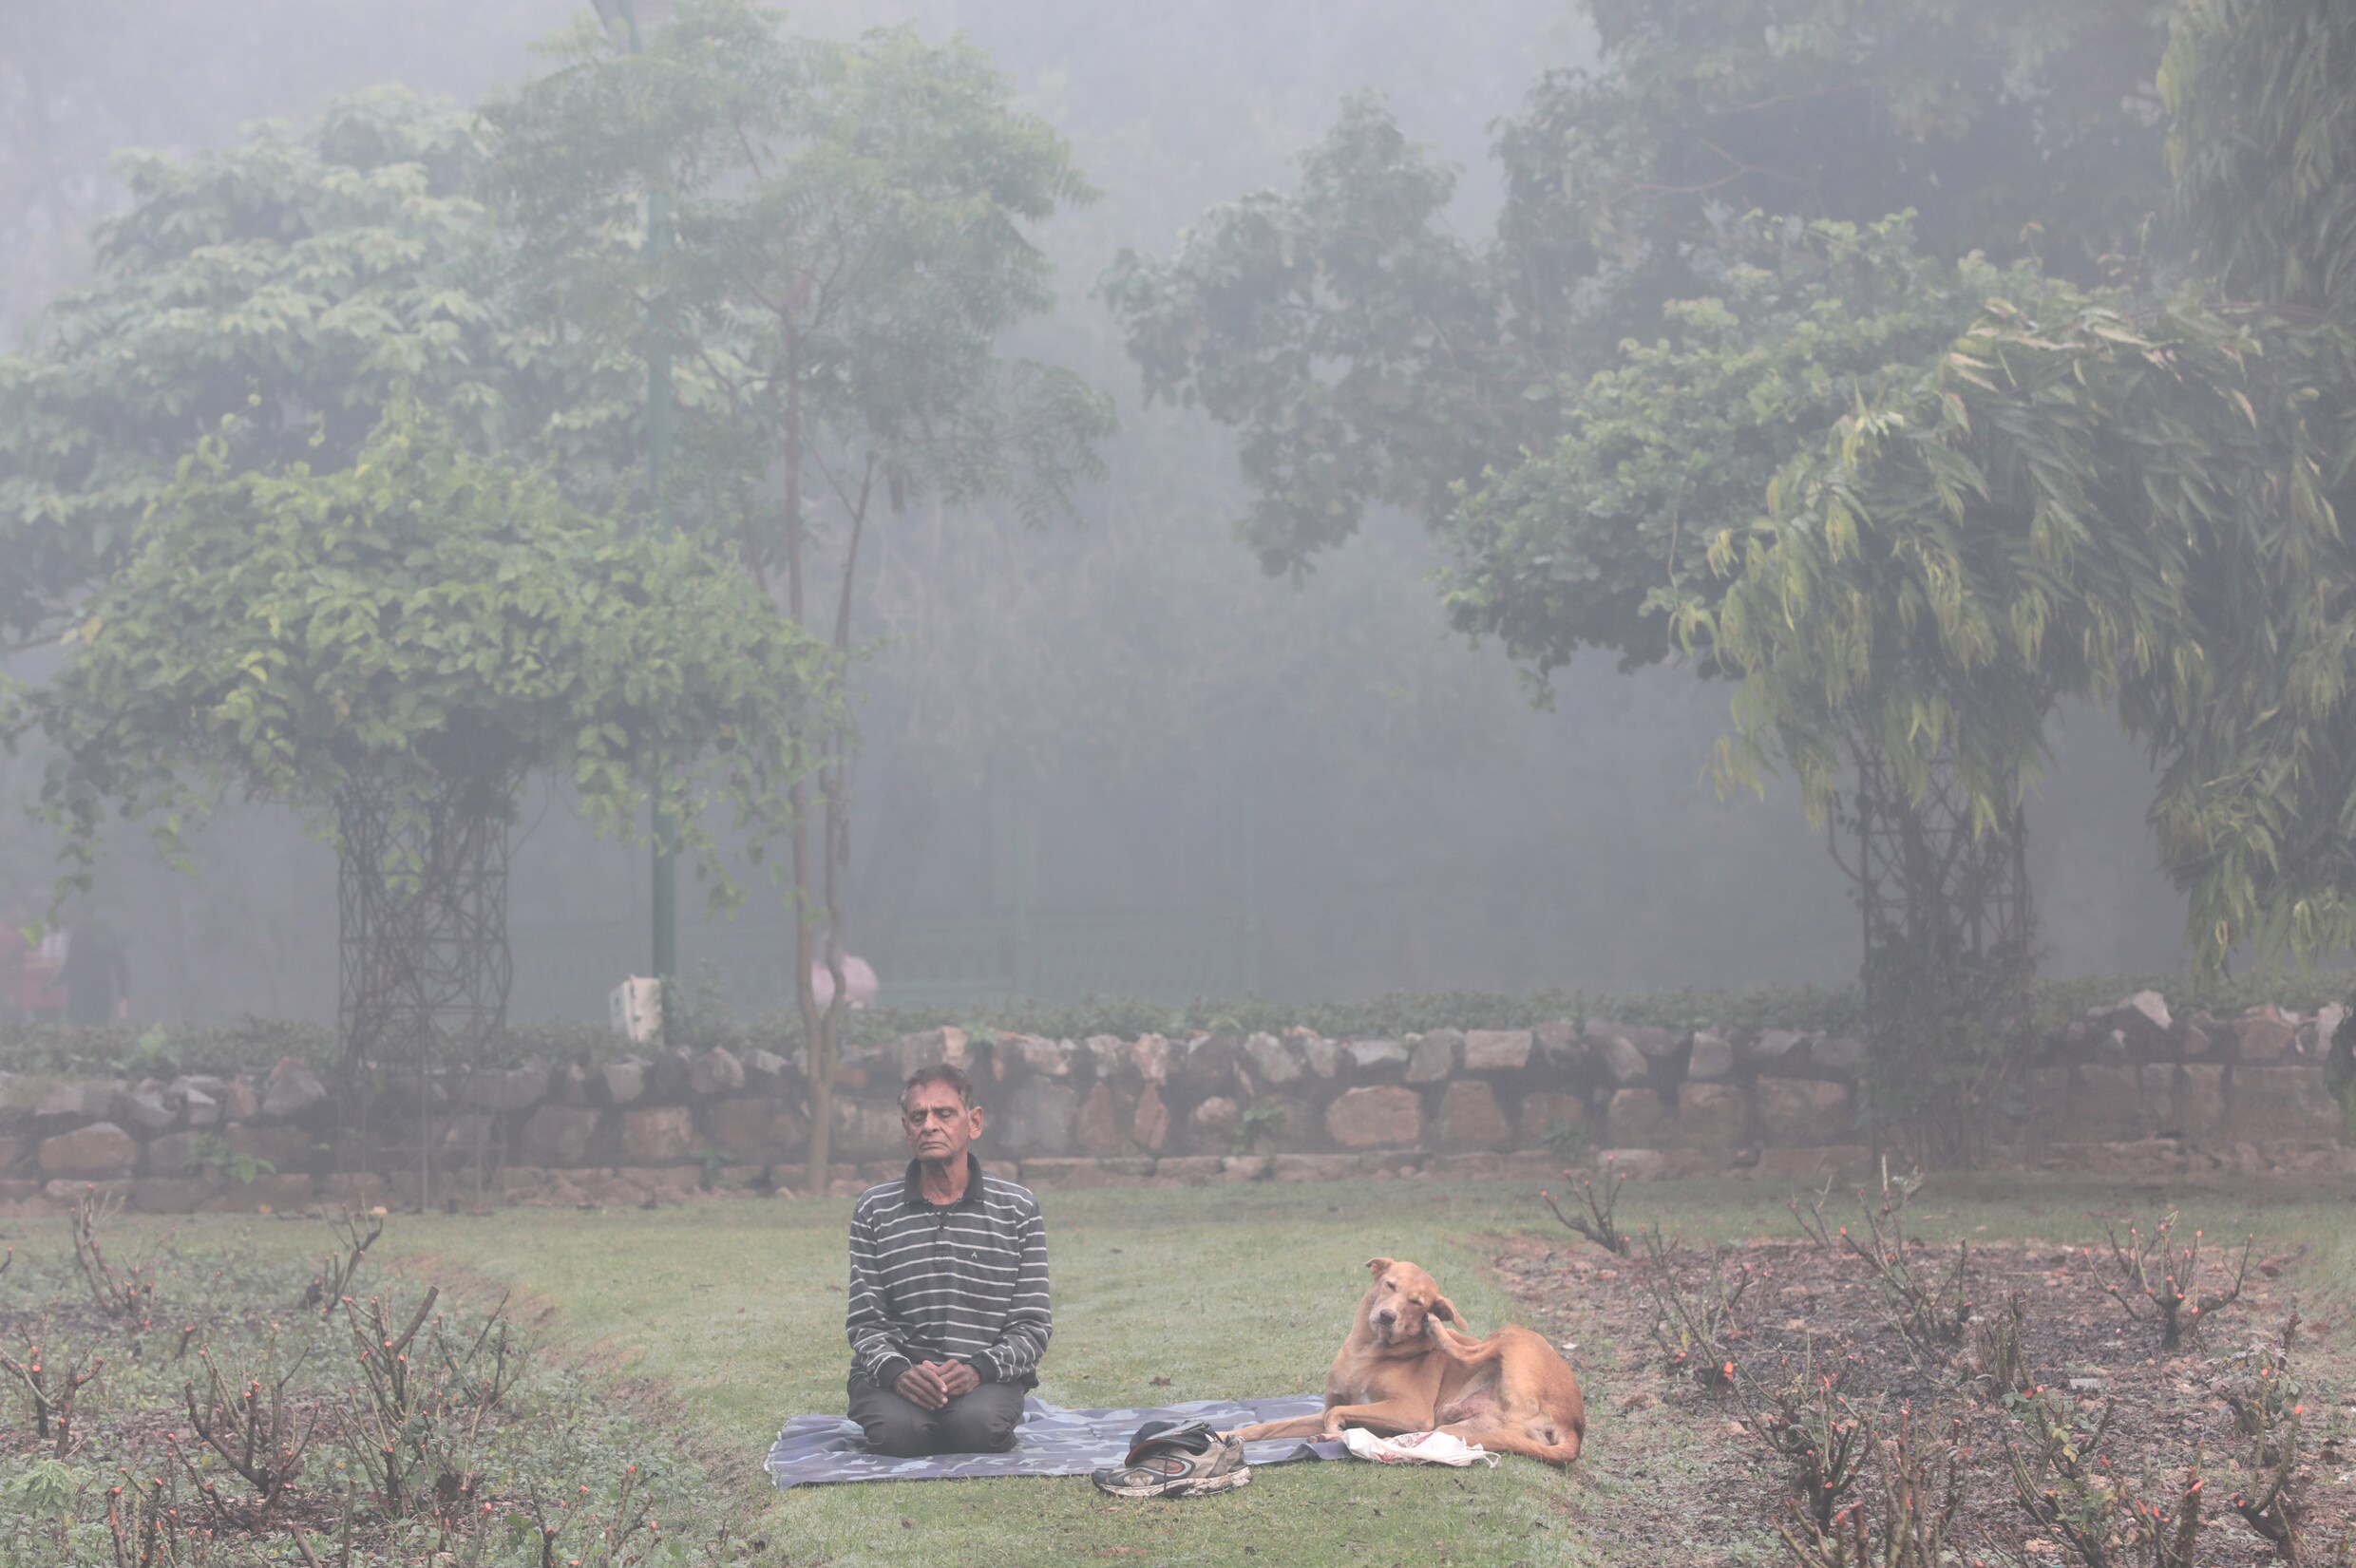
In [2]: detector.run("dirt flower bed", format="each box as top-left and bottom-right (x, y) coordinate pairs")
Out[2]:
(1499, 1181), (2354, 1566)
(0, 1196), (748, 1567)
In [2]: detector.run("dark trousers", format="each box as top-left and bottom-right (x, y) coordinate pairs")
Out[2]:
(847, 1370), (1028, 1457)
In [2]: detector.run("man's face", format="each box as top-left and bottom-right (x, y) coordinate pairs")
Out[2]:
(902, 1080), (982, 1166)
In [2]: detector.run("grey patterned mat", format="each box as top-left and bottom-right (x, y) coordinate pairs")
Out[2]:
(764, 1395), (1340, 1487)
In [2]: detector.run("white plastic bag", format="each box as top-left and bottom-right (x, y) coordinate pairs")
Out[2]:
(1340, 1428), (1497, 1467)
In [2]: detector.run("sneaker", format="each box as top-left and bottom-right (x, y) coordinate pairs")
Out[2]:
(1090, 1420), (1253, 1498)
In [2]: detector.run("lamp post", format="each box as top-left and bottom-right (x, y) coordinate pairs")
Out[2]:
(593, 0), (676, 984)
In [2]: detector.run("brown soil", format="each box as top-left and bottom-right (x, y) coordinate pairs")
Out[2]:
(1491, 1223), (2355, 1565)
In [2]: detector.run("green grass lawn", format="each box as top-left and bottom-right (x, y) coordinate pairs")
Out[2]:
(8, 1174), (2350, 1566)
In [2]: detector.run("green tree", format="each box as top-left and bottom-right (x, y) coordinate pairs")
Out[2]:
(8, 407), (829, 1178)
(0, 86), (627, 640)
(1682, 0), (2356, 974)
(1105, 0), (2177, 1146)
(487, 0), (1110, 1186)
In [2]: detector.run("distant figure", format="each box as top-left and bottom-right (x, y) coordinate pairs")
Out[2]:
(59, 915), (130, 1026)
(812, 954), (879, 1011)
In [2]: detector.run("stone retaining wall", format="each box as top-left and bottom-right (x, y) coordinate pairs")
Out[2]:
(2, 989), (2348, 1216)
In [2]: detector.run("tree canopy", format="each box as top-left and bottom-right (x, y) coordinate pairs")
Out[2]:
(10, 406), (830, 907)
(1103, 0), (2173, 676)
(0, 86), (625, 640)
(1678, 0), (2356, 968)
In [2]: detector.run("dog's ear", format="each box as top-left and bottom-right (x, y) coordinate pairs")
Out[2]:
(1363, 1256), (1394, 1277)
(1431, 1294), (1460, 1324)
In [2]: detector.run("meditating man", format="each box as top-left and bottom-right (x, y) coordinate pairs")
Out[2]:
(845, 1063), (1052, 1456)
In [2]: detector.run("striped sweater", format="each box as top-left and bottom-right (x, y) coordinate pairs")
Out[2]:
(845, 1156), (1052, 1389)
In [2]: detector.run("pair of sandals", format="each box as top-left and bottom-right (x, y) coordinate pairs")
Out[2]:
(1090, 1419), (1252, 1499)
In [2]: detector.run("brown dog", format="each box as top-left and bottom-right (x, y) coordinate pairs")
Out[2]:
(1234, 1256), (1585, 1464)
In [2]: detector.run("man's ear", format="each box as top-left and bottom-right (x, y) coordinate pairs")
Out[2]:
(1432, 1295), (1460, 1324)
(1364, 1256), (1394, 1277)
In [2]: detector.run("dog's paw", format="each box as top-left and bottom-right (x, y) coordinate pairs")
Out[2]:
(1318, 1426), (1346, 1444)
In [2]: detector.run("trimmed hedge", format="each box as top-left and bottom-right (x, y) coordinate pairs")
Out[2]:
(4, 968), (2350, 1080)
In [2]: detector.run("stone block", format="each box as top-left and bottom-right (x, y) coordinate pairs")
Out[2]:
(2233, 1011), (2299, 1065)
(1436, 1081), (1513, 1152)
(1592, 1148), (1668, 1181)
(599, 1060), (648, 1106)
(1604, 1087), (1670, 1145)
(1405, 1032), (1460, 1084)
(897, 1028), (974, 1076)
(1757, 1080), (1852, 1146)
(1131, 1035), (1172, 1085)
(1587, 1022), (1680, 1081)
(468, 1063), (550, 1113)
(1532, 1021), (1588, 1073)
(1810, 1037), (1867, 1075)
(690, 1049), (745, 1097)
(1073, 1082), (1136, 1155)
(1745, 1030), (1808, 1071)
(1130, 1086), (1170, 1153)
(2231, 1067), (2342, 1140)
(38, 1121), (139, 1180)
(320, 1172), (390, 1207)
(0, 1135), (20, 1173)
(999, 1079), (1078, 1157)
(1018, 1156), (1118, 1191)
(226, 1122), (315, 1171)
(1081, 1035), (1130, 1082)
(2176, 1064), (2227, 1138)
(47, 1178), (131, 1203)
(1324, 1086), (1424, 1149)
(1595, 1034), (1649, 1086)
(1299, 1036), (1341, 1079)
(710, 1099), (806, 1162)
(1462, 1030), (1533, 1073)
(2069, 1064), (2154, 1141)
(0, 1072), (43, 1132)
(181, 1086), (221, 1128)
(1244, 1033), (1303, 1086)
(1686, 1030), (1735, 1081)
(1515, 1091), (1587, 1151)
(1177, 1036), (1237, 1091)
(36, 1080), (119, 1124)
(1150, 1155), (1226, 1185)
(220, 1081), (259, 1121)
(144, 1129), (195, 1179)
(1343, 1040), (1409, 1083)
(1185, 1096), (1241, 1153)
(260, 1061), (331, 1122)
(742, 1050), (792, 1095)
(621, 1106), (695, 1164)
(130, 1178), (212, 1214)
(125, 1087), (179, 1133)
(2106, 991), (2175, 1055)
(521, 1104), (603, 1166)
(1272, 1153), (1363, 1182)
(1675, 1082), (1750, 1147)
(832, 1100), (908, 1162)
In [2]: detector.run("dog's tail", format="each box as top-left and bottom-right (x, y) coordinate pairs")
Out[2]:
(1475, 1424), (1584, 1466)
